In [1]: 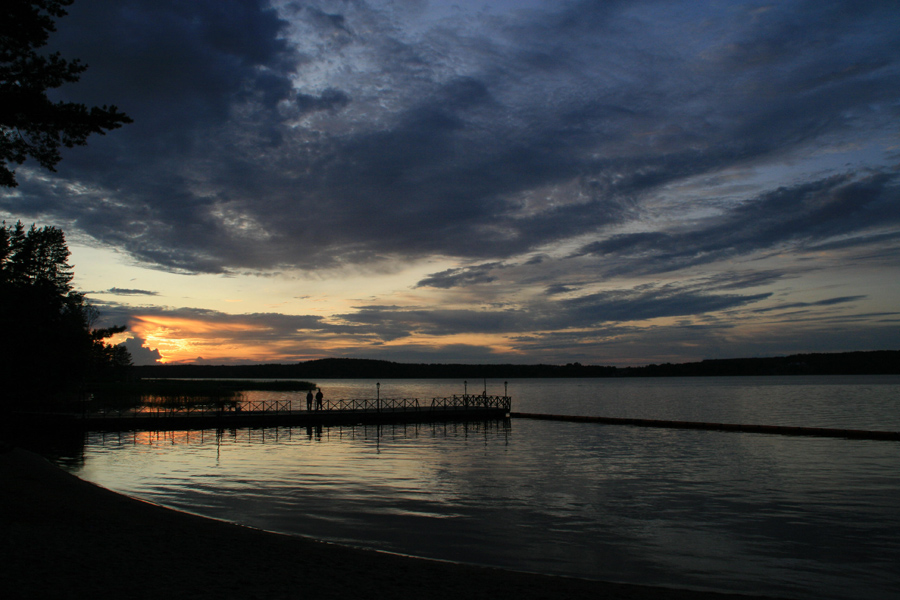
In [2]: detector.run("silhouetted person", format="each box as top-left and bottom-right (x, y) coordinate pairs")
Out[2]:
(306, 390), (313, 411)
(315, 388), (324, 410)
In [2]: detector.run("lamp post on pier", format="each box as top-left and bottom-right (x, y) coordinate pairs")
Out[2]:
(376, 382), (381, 413)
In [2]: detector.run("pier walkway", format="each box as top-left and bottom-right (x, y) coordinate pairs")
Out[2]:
(38, 394), (512, 432)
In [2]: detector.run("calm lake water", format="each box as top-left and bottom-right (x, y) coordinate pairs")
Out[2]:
(61, 376), (900, 600)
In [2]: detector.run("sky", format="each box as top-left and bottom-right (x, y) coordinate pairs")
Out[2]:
(3, 0), (899, 366)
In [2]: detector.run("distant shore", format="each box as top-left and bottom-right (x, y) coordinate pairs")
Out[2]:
(0, 444), (785, 600)
(134, 350), (900, 380)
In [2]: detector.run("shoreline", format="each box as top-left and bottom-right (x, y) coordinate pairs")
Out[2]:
(1, 445), (786, 600)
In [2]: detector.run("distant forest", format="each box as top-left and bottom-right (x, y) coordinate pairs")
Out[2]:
(134, 350), (899, 380)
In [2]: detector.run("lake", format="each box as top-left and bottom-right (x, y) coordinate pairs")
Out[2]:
(60, 376), (900, 600)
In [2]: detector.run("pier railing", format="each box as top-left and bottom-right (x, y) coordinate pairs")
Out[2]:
(434, 394), (512, 411)
(322, 397), (421, 411)
(321, 395), (511, 412)
(229, 400), (292, 413)
(90, 399), (293, 419)
(82, 394), (510, 419)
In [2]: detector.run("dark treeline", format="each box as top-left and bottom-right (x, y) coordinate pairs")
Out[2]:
(134, 359), (616, 380)
(1, 222), (131, 410)
(134, 350), (899, 380)
(616, 350), (900, 377)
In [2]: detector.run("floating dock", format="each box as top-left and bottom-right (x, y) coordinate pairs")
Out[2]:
(512, 412), (900, 441)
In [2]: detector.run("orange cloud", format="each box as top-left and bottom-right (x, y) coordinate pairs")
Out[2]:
(126, 314), (348, 363)
(132, 315), (269, 334)
(128, 315), (276, 363)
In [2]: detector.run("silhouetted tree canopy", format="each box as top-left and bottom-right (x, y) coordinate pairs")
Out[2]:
(1, 0), (131, 187)
(1, 221), (132, 409)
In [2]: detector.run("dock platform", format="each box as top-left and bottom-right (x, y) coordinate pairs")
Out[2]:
(19, 395), (513, 432)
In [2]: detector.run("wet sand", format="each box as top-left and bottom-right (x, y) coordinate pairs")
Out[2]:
(0, 445), (784, 600)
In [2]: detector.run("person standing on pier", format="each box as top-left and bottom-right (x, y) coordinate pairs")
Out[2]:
(306, 390), (313, 411)
(315, 388), (324, 410)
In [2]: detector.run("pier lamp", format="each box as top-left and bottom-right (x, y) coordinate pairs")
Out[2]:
(376, 382), (380, 412)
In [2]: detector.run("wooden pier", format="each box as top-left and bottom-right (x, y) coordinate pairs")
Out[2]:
(31, 394), (512, 432)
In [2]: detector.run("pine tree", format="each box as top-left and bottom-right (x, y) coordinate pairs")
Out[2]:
(1, 0), (131, 187)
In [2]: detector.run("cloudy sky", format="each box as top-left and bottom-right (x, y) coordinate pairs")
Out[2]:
(3, 0), (899, 365)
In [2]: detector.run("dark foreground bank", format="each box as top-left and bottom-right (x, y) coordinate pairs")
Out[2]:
(0, 446), (786, 600)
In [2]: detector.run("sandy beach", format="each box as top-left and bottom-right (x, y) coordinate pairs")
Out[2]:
(0, 444), (785, 600)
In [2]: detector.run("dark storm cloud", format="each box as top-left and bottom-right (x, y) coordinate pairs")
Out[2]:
(688, 270), (790, 292)
(338, 306), (524, 339)
(3, 0), (899, 276)
(51, 0), (292, 135)
(93, 302), (361, 340)
(577, 171), (900, 275)
(294, 89), (351, 115)
(807, 230), (900, 259)
(544, 284), (580, 296)
(5, 0), (302, 272)
(104, 288), (159, 296)
(556, 287), (772, 327)
(415, 262), (504, 289)
(304, 6), (352, 35)
(337, 278), (772, 340)
(751, 296), (866, 314)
